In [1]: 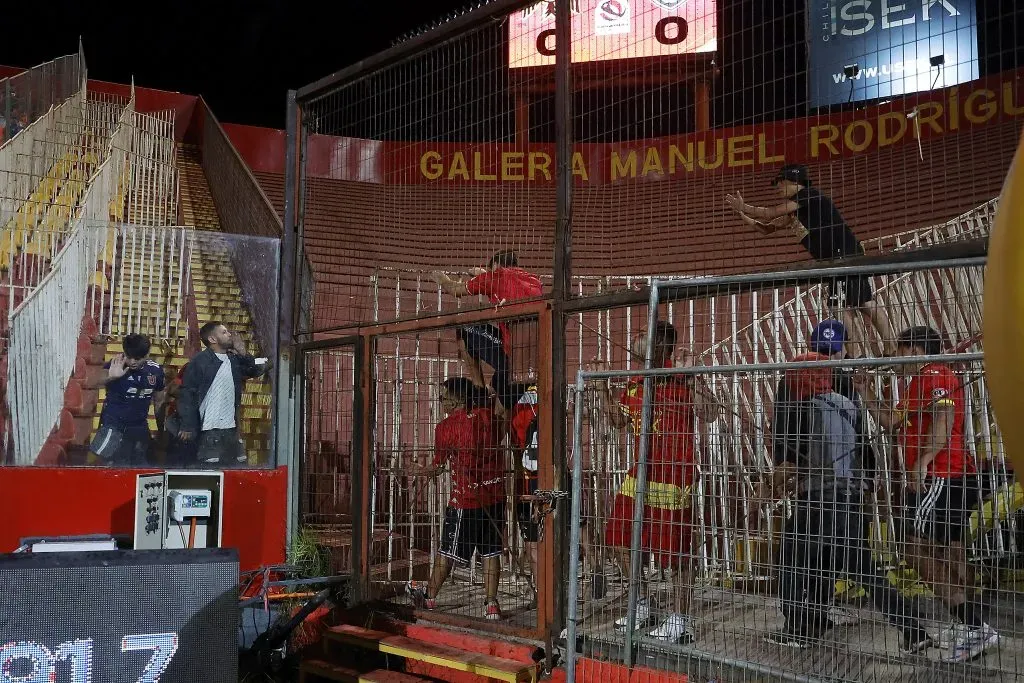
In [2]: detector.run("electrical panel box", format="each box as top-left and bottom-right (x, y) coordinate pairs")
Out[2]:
(168, 489), (213, 522)
(134, 471), (224, 550)
(133, 473), (166, 550)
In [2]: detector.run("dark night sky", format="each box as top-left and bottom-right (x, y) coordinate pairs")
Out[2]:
(0, 1), (1021, 132)
(0, 0), (468, 128)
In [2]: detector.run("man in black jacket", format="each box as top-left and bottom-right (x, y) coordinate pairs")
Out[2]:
(177, 321), (271, 466)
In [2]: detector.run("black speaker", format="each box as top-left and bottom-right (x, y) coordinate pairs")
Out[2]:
(0, 548), (238, 682)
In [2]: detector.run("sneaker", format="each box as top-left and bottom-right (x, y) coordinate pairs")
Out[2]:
(900, 630), (934, 655)
(936, 623), (958, 650)
(945, 623), (1000, 663)
(485, 599), (502, 621)
(614, 598), (652, 631)
(764, 630), (813, 649)
(828, 606), (860, 627)
(647, 613), (695, 644)
(406, 582), (436, 610)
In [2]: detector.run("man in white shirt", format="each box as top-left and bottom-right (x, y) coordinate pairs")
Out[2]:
(177, 321), (271, 466)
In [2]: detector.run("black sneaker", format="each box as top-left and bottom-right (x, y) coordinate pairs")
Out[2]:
(900, 631), (934, 655)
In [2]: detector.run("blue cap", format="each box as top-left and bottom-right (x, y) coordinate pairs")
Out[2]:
(810, 319), (846, 356)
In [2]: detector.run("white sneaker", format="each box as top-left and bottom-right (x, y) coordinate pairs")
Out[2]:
(828, 606), (860, 627)
(945, 623), (1000, 663)
(614, 598), (652, 631)
(648, 613), (695, 644)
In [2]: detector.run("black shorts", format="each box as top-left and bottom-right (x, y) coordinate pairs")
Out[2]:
(456, 324), (508, 374)
(517, 477), (540, 543)
(440, 502), (506, 564)
(90, 425), (152, 466)
(829, 275), (874, 308)
(903, 475), (982, 544)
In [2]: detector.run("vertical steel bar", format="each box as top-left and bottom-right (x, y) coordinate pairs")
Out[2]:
(623, 282), (659, 667)
(565, 375), (586, 683)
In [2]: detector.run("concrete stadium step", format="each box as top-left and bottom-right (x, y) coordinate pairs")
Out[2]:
(324, 626), (537, 683)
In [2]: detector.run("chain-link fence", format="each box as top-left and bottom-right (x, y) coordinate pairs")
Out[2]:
(565, 258), (1020, 682)
(0, 53), (84, 145)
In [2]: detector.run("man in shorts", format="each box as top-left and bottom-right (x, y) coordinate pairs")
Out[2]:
(725, 164), (893, 357)
(592, 322), (719, 643)
(858, 326), (1000, 661)
(433, 250), (543, 412)
(408, 378), (507, 620)
(91, 334), (165, 466)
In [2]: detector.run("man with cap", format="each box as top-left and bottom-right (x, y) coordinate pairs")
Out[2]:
(725, 165), (893, 357)
(765, 321), (932, 653)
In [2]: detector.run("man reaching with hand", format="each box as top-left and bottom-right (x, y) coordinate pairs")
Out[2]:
(726, 165), (893, 357)
(90, 334), (165, 466)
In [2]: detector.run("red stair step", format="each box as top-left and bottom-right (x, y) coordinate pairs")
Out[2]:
(297, 659), (360, 683)
(324, 626), (536, 683)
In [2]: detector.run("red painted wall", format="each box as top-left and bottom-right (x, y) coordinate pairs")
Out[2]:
(222, 123), (285, 174)
(225, 68), (1024, 184)
(0, 64), (25, 79)
(0, 466), (288, 571)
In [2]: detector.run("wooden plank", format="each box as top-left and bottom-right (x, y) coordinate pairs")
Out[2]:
(325, 625), (538, 683)
(358, 669), (431, 683)
(299, 658), (361, 683)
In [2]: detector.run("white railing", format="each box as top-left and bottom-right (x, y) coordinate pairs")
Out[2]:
(6, 95), (136, 465)
(90, 224), (194, 345)
(125, 109), (178, 226)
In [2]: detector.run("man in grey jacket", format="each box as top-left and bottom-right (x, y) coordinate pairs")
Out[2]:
(177, 321), (271, 466)
(767, 345), (932, 654)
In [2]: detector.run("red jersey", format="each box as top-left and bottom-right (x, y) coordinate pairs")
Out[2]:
(509, 386), (538, 451)
(466, 267), (543, 305)
(433, 406), (504, 508)
(898, 363), (972, 479)
(467, 267), (544, 354)
(619, 376), (696, 489)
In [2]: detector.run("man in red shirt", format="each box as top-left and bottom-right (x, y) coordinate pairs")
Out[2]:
(858, 326), (999, 661)
(433, 250), (543, 412)
(593, 322), (718, 644)
(408, 377), (507, 620)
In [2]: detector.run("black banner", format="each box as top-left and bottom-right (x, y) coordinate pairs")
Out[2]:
(807, 0), (979, 108)
(0, 549), (238, 683)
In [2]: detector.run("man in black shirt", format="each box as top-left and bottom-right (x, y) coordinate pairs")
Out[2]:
(726, 165), (893, 357)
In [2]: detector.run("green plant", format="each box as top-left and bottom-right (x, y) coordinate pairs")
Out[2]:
(288, 527), (329, 578)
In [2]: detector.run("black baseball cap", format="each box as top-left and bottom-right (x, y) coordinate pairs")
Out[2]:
(896, 326), (944, 356)
(772, 164), (811, 187)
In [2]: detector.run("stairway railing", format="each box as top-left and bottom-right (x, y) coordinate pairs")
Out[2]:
(90, 223), (194, 345)
(6, 92), (135, 465)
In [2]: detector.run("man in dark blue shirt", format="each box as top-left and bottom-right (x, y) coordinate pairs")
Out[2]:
(90, 334), (166, 467)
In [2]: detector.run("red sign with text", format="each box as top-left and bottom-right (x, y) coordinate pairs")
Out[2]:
(508, 0), (717, 69)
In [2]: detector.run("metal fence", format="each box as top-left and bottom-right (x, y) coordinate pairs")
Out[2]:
(200, 99), (281, 239)
(565, 259), (1020, 682)
(89, 223), (194, 345)
(6, 90), (135, 464)
(0, 52), (85, 145)
(287, 0), (1024, 675)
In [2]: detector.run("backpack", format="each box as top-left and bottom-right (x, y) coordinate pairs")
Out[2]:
(803, 391), (862, 493)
